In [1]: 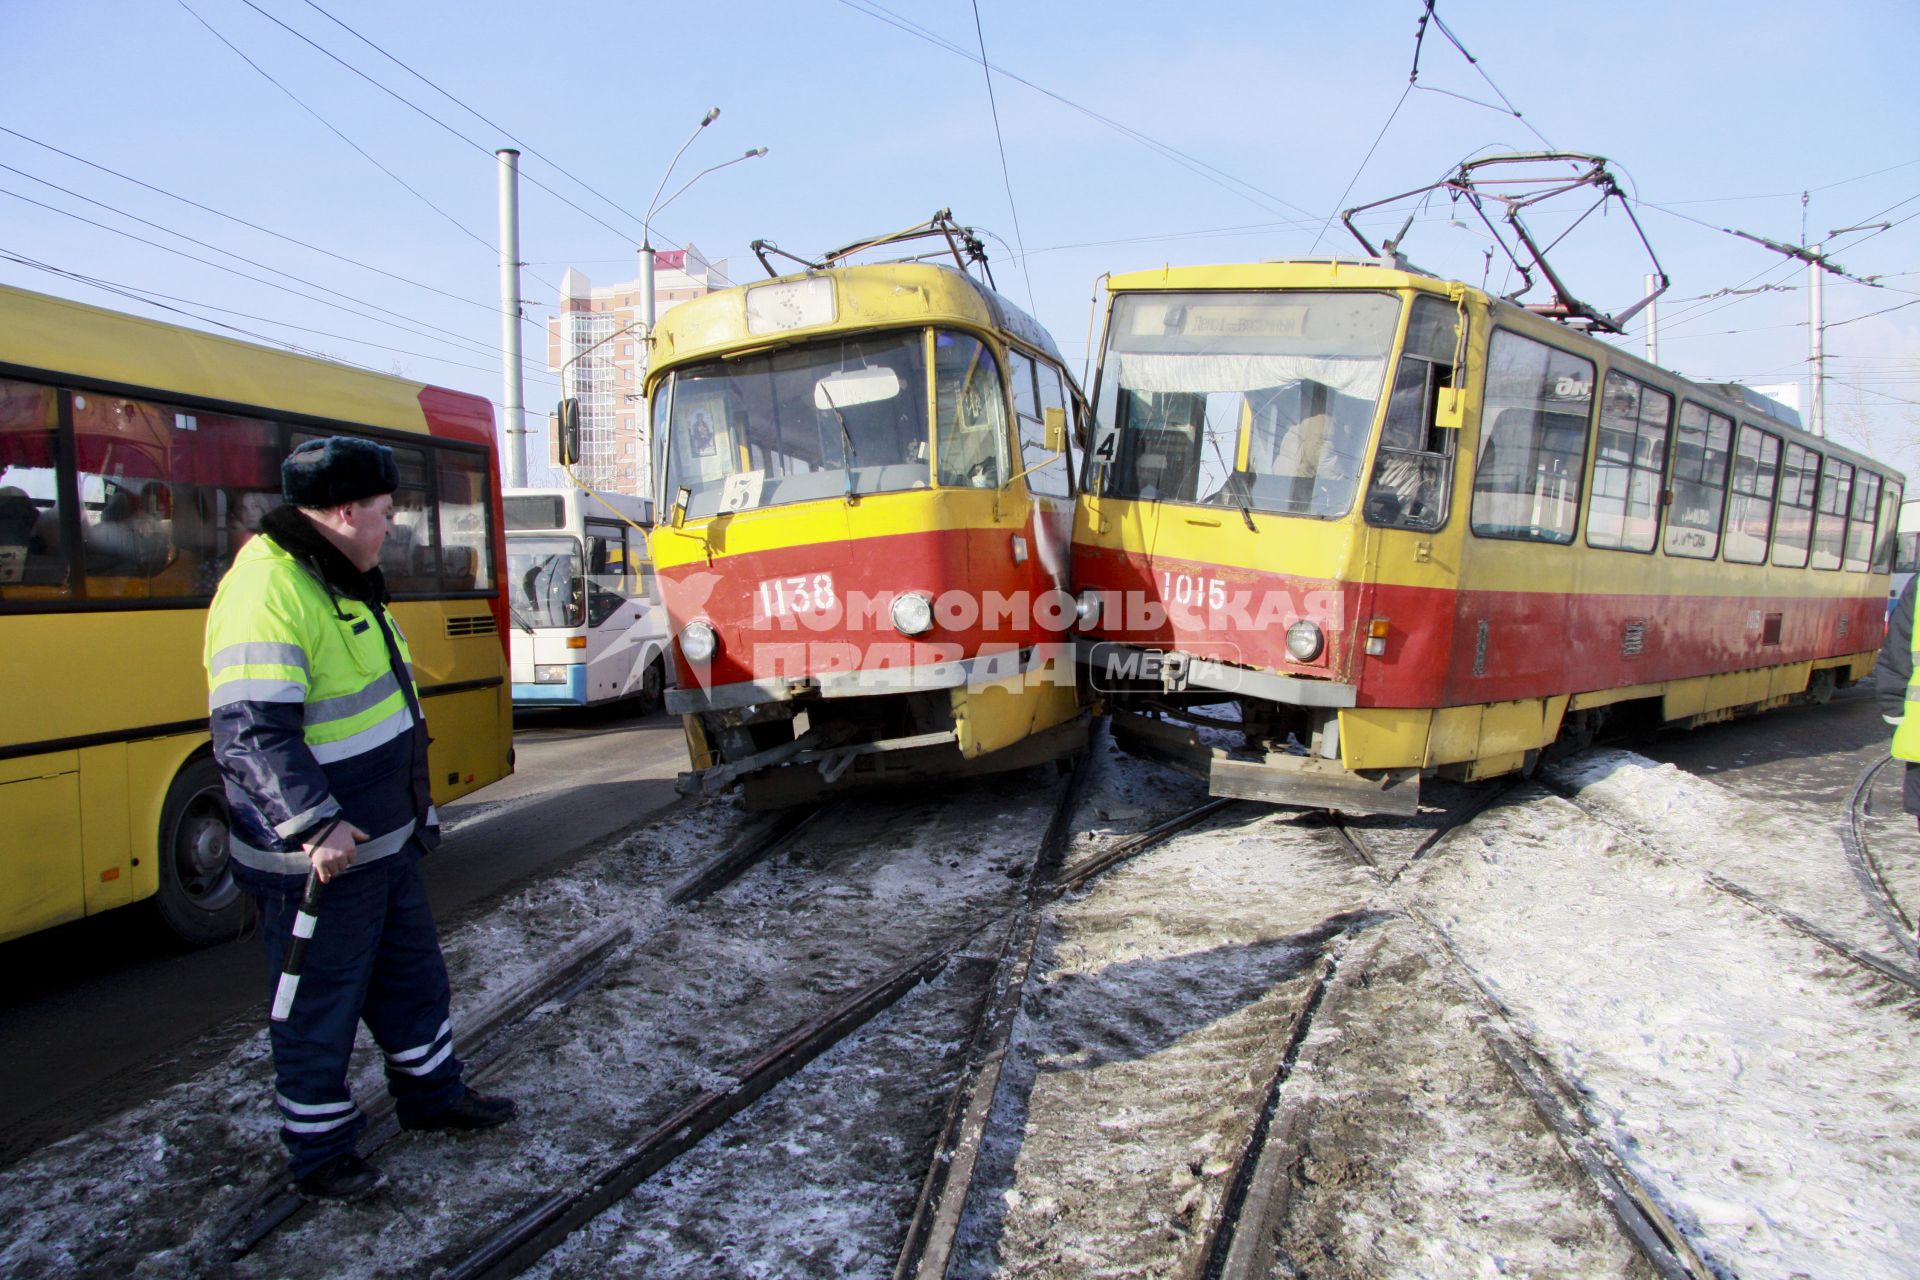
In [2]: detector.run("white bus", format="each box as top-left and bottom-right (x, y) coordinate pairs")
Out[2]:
(1893, 495), (1920, 614)
(503, 487), (669, 710)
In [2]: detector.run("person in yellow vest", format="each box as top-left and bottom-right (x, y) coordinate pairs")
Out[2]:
(1875, 576), (1920, 826)
(204, 437), (514, 1202)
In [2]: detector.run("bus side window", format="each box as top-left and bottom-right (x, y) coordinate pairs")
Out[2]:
(0, 379), (68, 598)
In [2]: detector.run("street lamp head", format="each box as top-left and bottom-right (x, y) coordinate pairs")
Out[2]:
(746, 147), (769, 159)
(701, 107), (720, 127)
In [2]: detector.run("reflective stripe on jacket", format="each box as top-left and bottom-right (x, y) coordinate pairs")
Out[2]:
(204, 527), (438, 882)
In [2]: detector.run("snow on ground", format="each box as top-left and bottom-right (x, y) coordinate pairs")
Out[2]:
(228, 780), (1055, 1279)
(1403, 767), (1920, 1280)
(1267, 917), (1656, 1280)
(3, 734), (1918, 1280)
(526, 942), (993, 1279)
(953, 809), (1377, 1278)
(1551, 748), (1916, 967)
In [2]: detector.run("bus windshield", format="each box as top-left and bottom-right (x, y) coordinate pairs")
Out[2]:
(507, 535), (582, 629)
(1091, 291), (1402, 518)
(657, 329), (946, 518)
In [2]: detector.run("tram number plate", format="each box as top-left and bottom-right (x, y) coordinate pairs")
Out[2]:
(756, 573), (837, 618)
(1160, 571), (1228, 611)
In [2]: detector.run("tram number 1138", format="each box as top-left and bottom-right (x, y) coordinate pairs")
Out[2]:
(757, 573), (838, 619)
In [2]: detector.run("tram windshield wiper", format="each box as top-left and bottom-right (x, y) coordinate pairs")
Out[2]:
(817, 384), (859, 502)
(507, 604), (536, 635)
(1201, 408), (1258, 532)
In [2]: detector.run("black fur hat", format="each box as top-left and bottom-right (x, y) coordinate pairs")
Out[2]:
(282, 437), (400, 508)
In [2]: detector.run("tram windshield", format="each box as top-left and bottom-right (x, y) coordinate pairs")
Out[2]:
(658, 329), (981, 518)
(1090, 291), (1401, 518)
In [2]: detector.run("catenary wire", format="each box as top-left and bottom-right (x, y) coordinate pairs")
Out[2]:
(969, 0), (1037, 313)
(0, 162), (506, 359)
(0, 125), (545, 333)
(0, 187), (525, 371)
(230, 0), (716, 281)
(173, 0), (505, 265)
(833, 0), (1319, 224)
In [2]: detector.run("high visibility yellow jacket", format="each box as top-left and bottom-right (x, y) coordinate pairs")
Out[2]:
(203, 507), (437, 884)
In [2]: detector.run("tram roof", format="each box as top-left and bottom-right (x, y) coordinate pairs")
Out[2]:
(647, 262), (1064, 375)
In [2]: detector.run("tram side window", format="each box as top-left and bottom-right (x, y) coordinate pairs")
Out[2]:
(1771, 443), (1818, 568)
(1663, 403), (1732, 560)
(1811, 459), (1852, 571)
(1724, 425), (1781, 565)
(1875, 481), (1901, 574)
(1587, 373), (1672, 553)
(935, 333), (1011, 490)
(1846, 468), (1881, 572)
(1366, 295), (1458, 531)
(1470, 329), (1593, 544)
(76, 393), (282, 601)
(1008, 350), (1072, 498)
(0, 380), (68, 600)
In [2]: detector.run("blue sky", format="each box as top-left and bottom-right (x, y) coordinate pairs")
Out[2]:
(4, 0), (1917, 479)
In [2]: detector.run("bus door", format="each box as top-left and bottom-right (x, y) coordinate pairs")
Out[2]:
(583, 518), (646, 700)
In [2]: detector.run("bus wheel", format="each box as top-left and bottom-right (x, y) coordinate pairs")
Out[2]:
(155, 757), (248, 946)
(635, 656), (666, 714)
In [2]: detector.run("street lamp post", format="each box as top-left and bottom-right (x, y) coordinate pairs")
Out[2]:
(626, 111), (765, 498)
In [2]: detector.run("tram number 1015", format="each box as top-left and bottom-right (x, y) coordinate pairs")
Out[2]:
(1160, 571), (1229, 611)
(757, 573), (838, 619)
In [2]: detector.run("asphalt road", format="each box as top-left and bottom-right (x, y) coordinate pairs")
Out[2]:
(0, 701), (689, 1168)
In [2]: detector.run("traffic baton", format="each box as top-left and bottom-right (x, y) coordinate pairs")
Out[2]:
(270, 865), (325, 1023)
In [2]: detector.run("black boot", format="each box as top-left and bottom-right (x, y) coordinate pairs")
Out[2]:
(293, 1152), (383, 1202)
(401, 1089), (517, 1133)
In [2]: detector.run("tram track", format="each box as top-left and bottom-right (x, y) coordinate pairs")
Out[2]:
(1544, 775), (1920, 995)
(215, 769), (1083, 1280)
(1845, 753), (1918, 956)
(1308, 814), (1715, 1280)
(895, 774), (1228, 1280)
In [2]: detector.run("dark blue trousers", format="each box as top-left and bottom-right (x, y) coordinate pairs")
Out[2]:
(257, 845), (464, 1178)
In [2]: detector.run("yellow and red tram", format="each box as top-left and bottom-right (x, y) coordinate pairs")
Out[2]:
(1073, 260), (1901, 814)
(644, 243), (1088, 808)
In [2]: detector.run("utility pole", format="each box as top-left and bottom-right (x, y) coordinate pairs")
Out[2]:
(497, 148), (527, 486)
(1809, 243), (1824, 437)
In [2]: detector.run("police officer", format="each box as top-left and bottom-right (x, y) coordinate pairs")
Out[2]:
(205, 437), (514, 1201)
(1876, 576), (1920, 827)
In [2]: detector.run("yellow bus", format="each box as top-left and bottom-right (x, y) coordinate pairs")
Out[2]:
(0, 283), (513, 945)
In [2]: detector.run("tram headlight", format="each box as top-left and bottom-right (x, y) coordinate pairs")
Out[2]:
(890, 591), (934, 637)
(534, 664), (567, 684)
(679, 620), (719, 663)
(1285, 619), (1324, 662)
(1075, 589), (1103, 630)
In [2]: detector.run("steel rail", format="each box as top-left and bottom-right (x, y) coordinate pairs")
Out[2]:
(666, 801), (831, 905)
(1844, 753), (1917, 956)
(441, 760), (1094, 1280)
(894, 783), (1269, 1280)
(215, 918), (633, 1261)
(1547, 781), (1920, 994)
(1287, 818), (1716, 1280)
